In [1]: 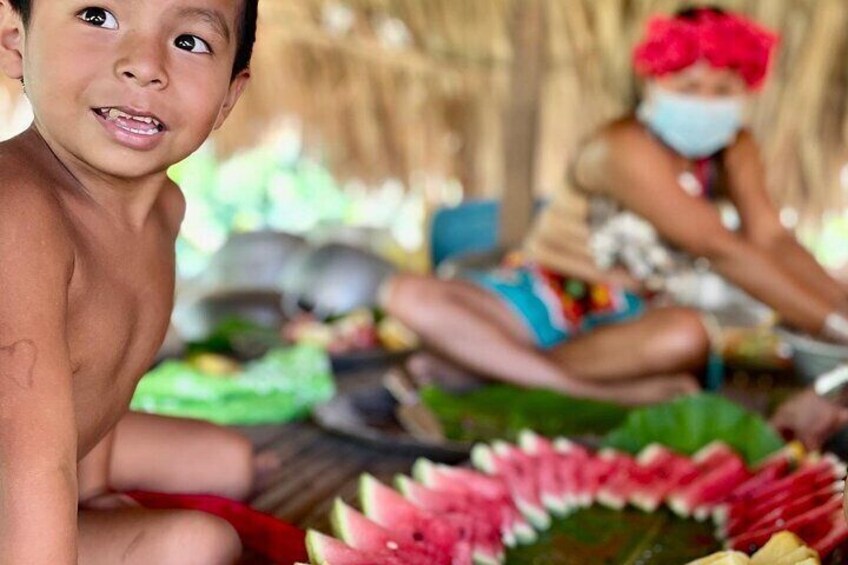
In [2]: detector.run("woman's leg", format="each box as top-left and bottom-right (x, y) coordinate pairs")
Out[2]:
(108, 412), (254, 500)
(547, 307), (711, 381)
(383, 274), (697, 403)
(382, 274), (571, 390)
(79, 507), (241, 565)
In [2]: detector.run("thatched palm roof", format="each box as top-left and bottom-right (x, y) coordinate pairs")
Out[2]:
(218, 0), (848, 217)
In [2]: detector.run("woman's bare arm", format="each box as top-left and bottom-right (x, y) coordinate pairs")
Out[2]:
(583, 124), (835, 336)
(0, 182), (79, 564)
(723, 132), (848, 313)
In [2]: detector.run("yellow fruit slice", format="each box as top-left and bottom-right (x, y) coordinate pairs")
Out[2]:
(188, 353), (241, 377)
(686, 551), (751, 564)
(378, 317), (419, 351)
(771, 546), (820, 565)
(751, 531), (806, 565)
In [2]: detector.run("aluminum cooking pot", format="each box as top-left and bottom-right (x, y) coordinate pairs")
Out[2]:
(200, 230), (310, 292)
(280, 243), (397, 320)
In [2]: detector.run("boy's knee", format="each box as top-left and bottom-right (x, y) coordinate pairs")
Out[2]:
(157, 511), (242, 565)
(214, 430), (254, 500)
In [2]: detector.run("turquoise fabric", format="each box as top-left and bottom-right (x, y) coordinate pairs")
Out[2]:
(469, 268), (644, 349)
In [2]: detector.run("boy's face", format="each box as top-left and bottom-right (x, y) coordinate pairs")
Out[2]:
(0, 0), (249, 180)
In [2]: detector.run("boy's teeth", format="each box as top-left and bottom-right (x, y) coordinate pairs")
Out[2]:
(103, 108), (161, 128)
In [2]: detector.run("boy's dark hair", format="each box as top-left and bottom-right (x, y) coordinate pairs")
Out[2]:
(7, 0), (257, 79)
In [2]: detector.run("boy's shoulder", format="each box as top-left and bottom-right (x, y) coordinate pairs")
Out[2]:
(0, 134), (75, 258)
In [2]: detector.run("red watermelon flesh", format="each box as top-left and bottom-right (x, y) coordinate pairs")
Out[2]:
(711, 451), (792, 526)
(692, 442), (736, 467)
(595, 455), (641, 510)
(411, 459), (534, 546)
(330, 499), (442, 564)
(629, 446), (699, 512)
(727, 494), (843, 553)
(518, 431), (571, 515)
(720, 458), (844, 535)
(553, 438), (594, 507)
(573, 449), (626, 507)
(395, 475), (505, 564)
(739, 484), (842, 541)
(306, 529), (418, 565)
(669, 454), (750, 519)
(359, 474), (470, 564)
(808, 510), (848, 558)
(472, 442), (550, 530)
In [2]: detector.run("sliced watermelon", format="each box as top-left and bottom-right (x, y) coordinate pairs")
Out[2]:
(628, 444), (699, 512)
(567, 448), (623, 508)
(306, 529), (413, 565)
(711, 449), (793, 527)
(518, 430), (571, 516)
(740, 485), (842, 541)
(808, 510), (848, 558)
(720, 456), (844, 537)
(471, 442), (550, 530)
(668, 454), (750, 519)
(727, 493), (843, 553)
(411, 458), (535, 546)
(595, 452), (640, 510)
(332, 498), (451, 563)
(358, 474), (470, 565)
(553, 438), (594, 507)
(395, 475), (505, 565)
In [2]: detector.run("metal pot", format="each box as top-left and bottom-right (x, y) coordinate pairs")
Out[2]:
(280, 243), (397, 320)
(199, 230), (310, 292)
(172, 289), (287, 342)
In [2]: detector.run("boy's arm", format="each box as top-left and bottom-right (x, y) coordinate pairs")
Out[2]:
(722, 132), (848, 312)
(0, 185), (79, 563)
(588, 126), (835, 337)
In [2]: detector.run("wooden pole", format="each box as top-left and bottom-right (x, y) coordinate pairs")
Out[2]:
(499, 0), (545, 249)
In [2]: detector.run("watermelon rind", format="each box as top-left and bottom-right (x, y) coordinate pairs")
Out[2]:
(306, 529), (330, 564)
(471, 444), (497, 474)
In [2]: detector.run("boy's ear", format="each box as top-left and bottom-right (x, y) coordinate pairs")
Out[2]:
(0, 1), (24, 80)
(213, 69), (251, 130)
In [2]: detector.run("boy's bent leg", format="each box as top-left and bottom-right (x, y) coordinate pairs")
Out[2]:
(110, 412), (254, 500)
(547, 307), (711, 382)
(79, 508), (241, 565)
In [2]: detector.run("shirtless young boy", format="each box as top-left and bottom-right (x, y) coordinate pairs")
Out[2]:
(0, 0), (259, 562)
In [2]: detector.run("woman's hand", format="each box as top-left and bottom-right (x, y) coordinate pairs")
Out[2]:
(770, 389), (848, 451)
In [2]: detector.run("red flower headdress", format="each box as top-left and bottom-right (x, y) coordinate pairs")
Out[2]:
(632, 8), (779, 90)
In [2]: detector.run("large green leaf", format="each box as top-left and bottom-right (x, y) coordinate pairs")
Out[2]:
(420, 385), (631, 442)
(506, 507), (720, 564)
(603, 394), (784, 466)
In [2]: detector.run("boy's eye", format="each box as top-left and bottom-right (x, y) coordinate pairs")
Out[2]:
(77, 7), (118, 30)
(175, 35), (212, 54)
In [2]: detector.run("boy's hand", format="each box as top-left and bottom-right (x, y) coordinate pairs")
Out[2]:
(771, 389), (848, 450)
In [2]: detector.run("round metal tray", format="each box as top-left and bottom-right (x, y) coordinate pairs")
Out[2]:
(312, 384), (472, 462)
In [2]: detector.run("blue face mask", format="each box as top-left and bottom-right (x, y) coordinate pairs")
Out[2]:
(637, 88), (745, 158)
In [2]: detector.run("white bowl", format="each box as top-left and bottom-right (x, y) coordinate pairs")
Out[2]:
(777, 327), (848, 383)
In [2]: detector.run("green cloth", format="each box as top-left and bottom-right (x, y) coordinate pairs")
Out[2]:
(131, 345), (335, 425)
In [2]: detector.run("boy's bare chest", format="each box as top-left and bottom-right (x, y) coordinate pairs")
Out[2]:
(67, 229), (176, 451)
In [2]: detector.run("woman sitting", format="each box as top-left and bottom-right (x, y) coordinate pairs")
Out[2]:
(381, 6), (848, 405)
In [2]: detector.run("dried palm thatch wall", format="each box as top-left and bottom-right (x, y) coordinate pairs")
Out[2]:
(217, 0), (848, 218)
(2, 1), (847, 216)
